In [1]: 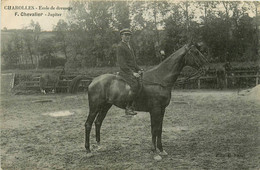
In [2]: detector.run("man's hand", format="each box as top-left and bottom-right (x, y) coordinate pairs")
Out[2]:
(133, 72), (140, 78)
(138, 69), (144, 75)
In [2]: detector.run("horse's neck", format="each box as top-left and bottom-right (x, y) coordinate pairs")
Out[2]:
(144, 45), (188, 87)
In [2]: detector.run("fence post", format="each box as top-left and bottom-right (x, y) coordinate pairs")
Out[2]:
(198, 78), (201, 89)
(11, 73), (15, 89)
(225, 72), (228, 89)
(256, 70), (259, 86)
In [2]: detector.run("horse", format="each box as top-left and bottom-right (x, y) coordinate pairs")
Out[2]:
(215, 62), (232, 90)
(69, 43), (209, 160)
(39, 68), (65, 94)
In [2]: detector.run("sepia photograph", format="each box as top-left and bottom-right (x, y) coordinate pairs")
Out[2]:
(1, 0), (259, 169)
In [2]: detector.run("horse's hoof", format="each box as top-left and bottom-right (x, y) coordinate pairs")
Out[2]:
(159, 150), (168, 156)
(93, 144), (102, 151)
(86, 152), (94, 158)
(154, 154), (162, 161)
(96, 145), (103, 151)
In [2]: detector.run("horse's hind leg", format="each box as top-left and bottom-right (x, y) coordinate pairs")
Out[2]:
(40, 88), (46, 94)
(95, 103), (112, 144)
(85, 104), (100, 153)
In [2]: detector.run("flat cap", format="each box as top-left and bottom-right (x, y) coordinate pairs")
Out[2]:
(120, 28), (132, 35)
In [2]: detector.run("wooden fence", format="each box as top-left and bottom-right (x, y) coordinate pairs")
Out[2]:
(196, 69), (259, 89)
(174, 68), (259, 89)
(24, 75), (92, 93)
(19, 69), (259, 93)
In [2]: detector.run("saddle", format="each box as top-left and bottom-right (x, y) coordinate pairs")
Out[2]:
(115, 72), (143, 94)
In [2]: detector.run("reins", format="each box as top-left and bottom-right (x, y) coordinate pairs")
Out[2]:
(174, 46), (208, 86)
(174, 68), (204, 86)
(141, 69), (204, 88)
(141, 78), (172, 88)
(140, 46), (206, 88)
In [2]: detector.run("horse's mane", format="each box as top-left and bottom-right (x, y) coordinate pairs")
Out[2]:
(145, 44), (187, 73)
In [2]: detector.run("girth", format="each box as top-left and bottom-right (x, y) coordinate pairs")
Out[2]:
(115, 72), (143, 94)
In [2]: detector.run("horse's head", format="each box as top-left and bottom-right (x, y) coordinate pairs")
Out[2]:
(184, 43), (209, 73)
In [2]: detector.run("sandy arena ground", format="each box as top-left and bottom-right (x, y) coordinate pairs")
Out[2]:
(1, 74), (259, 169)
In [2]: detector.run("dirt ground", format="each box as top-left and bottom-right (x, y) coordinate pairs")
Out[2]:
(1, 74), (259, 169)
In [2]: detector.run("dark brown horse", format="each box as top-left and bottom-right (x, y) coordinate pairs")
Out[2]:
(215, 62), (232, 90)
(39, 68), (65, 94)
(70, 43), (208, 159)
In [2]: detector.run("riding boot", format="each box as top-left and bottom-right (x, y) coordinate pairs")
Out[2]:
(125, 100), (137, 116)
(124, 78), (140, 116)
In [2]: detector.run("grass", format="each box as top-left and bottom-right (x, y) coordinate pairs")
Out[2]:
(1, 88), (259, 169)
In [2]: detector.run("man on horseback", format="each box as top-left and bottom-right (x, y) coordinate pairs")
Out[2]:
(117, 28), (143, 115)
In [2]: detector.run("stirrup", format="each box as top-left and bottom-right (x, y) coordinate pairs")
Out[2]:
(125, 108), (137, 115)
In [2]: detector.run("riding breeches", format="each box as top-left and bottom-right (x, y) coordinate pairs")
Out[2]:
(118, 73), (140, 96)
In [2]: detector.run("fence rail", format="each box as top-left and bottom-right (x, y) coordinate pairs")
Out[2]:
(24, 75), (92, 92)
(195, 69), (259, 89)
(19, 69), (260, 93)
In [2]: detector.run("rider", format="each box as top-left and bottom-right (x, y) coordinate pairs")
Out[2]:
(117, 28), (143, 115)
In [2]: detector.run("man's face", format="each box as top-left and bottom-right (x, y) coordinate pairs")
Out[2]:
(121, 33), (131, 43)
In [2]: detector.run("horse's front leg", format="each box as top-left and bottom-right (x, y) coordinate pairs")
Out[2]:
(157, 107), (168, 156)
(150, 105), (167, 160)
(150, 108), (159, 153)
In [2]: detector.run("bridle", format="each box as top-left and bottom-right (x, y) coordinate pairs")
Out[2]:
(141, 45), (208, 88)
(185, 46), (209, 68)
(175, 46), (209, 86)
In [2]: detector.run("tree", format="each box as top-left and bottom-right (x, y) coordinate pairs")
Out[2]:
(235, 14), (258, 61)
(111, 1), (131, 30)
(130, 1), (169, 63)
(58, 0), (259, 68)
(164, 2), (191, 56)
(194, 1), (258, 62)
(39, 38), (57, 67)
(2, 42), (20, 68)
(147, 1), (169, 62)
(67, 1), (118, 67)
(22, 32), (34, 65)
(53, 19), (69, 61)
(32, 21), (41, 69)
(252, 2), (260, 58)
(21, 20), (42, 69)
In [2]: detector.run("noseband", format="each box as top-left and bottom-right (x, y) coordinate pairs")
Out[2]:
(185, 46), (208, 68)
(176, 46), (208, 86)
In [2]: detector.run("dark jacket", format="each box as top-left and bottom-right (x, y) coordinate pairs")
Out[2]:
(117, 41), (140, 75)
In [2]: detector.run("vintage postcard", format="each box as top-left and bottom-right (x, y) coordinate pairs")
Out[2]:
(1, 0), (259, 169)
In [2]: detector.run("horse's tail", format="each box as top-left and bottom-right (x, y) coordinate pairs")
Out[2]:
(69, 75), (91, 93)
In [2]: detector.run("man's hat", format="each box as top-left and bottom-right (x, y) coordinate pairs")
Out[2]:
(120, 28), (132, 35)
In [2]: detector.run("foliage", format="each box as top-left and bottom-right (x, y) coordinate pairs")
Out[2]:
(133, 28), (158, 65)
(38, 38), (58, 67)
(198, 2), (259, 62)
(64, 57), (82, 71)
(53, 20), (69, 60)
(111, 1), (131, 30)
(2, 43), (20, 68)
(1, 21), (42, 69)
(1, 1), (259, 69)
